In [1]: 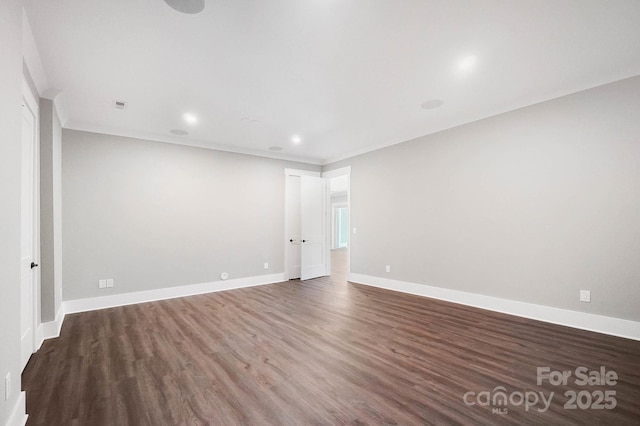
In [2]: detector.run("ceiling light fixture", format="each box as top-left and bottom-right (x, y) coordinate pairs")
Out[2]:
(183, 112), (198, 124)
(456, 55), (477, 73)
(291, 135), (302, 144)
(163, 0), (205, 14)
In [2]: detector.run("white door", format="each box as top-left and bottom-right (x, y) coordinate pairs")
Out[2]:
(300, 176), (327, 280)
(20, 98), (37, 370)
(286, 176), (302, 279)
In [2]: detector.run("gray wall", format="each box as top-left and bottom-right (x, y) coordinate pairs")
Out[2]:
(62, 130), (319, 301)
(0, 0), (26, 422)
(326, 75), (640, 322)
(40, 98), (63, 321)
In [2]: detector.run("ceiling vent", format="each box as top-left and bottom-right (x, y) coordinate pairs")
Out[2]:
(114, 100), (128, 110)
(163, 0), (205, 14)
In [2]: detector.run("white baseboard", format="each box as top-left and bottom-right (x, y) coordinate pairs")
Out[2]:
(6, 391), (28, 426)
(34, 322), (43, 352)
(63, 273), (285, 315)
(37, 304), (66, 347)
(348, 273), (640, 341)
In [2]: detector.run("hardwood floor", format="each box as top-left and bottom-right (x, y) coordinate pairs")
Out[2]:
(23, 252), (640, 425)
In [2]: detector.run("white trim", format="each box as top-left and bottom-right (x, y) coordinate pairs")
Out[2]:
(284, 168), (320, 177)
(22, 79), (41, 370)
(63, 273), (285, 314)
(21, 80), (38, 114)
(34, 323), (43, 352)
(330, 203), (348, 250)
(37, 303), (66, 348)
(68, 124), (322, 165)
(349, 273), (640, 341)
(322, 140), (401, 165)
(322, 167), (351, 276)
(6, 391), (28, 426)
(321, 166), (351, 179)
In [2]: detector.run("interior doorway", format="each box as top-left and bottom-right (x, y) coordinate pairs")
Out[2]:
(284, 167), (351, 282)
(323, 168), (351, 281)
(284, 169), (328, 281)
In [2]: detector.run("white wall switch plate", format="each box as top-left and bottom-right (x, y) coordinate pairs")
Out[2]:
(385, 265), (391, 273)
(106, 279), (114, 288)
(99, 279), (106, 289)
(580, 290), (591, 303)
(263, 262), (269, 270)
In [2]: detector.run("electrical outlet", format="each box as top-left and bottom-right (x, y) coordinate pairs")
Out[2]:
(580, 290), (591, 303)
(385, 265), (391, 273)
(106, 279), (114, 288)
(5, 372), (10, 401)
(353, 227), (357, 234)
(98, 279), (106, 289)
(263, 262), (269, 270)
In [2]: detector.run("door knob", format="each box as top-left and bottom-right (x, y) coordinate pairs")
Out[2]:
(30, 261), (39, 269)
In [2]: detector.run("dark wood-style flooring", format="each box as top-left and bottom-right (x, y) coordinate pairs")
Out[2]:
(23, 251), (640, 425)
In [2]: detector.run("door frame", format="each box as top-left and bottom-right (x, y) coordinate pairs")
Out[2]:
(284, 168), (321, 281)
(331, 202), (348, 249)
(322, 166), (351, 278)
(21, 78), (41, 368)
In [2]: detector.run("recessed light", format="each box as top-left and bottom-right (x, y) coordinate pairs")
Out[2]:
(421, 99), (444, 110)
(291, 135), (302, 144)
(183, 112), (198, 124)
(269, 146), (283, 151)
(456, 55), (477, 73)
(163, 0), (205, 14)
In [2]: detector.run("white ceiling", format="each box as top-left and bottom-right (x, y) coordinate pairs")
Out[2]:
(24, 0), (640, 165)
